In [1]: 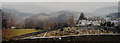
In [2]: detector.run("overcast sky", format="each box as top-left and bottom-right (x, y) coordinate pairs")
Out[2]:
(2, 0), (119, 2)
(2, 2), (118, 14)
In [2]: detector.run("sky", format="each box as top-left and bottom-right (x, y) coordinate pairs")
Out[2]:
(1, 0), (119, 2)
(0, 2), (2, 9)
(2, 2), (118, 14)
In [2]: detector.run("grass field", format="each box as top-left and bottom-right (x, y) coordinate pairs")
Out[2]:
(2, 29), (42, 41)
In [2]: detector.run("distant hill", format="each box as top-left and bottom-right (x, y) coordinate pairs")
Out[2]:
(86, 6), (118, 16)
(106, 13), (120, 18)
(2, 8), (35, 23)
(29, 10), (81, 22)
(2, 8), (34, 17)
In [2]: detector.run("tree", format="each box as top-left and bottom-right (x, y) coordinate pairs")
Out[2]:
(116, 24), (120, 33)
(76, 12), (86, 24)
(24, 18), (35, 29)
(1, 9), (18, 29)
(67, 14), (74, 26)
(1, 10), (8, 29)
(106, 22), (111, 27)
(79, 13), (86, 20)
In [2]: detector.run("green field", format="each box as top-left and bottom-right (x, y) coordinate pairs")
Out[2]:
(2, 29), (42, 41)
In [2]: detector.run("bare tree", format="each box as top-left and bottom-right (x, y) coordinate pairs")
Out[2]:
(1, 10), (17, 29)
(67, 14), (74, 26)
(24, 18), (35, 29)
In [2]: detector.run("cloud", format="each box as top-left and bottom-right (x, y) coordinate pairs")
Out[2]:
(2, 0), (119, 2)
(2, 2), (118, 15)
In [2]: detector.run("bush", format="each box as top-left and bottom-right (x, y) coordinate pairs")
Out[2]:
(15, 28), (22, 29)
(35, 27), (40, 30)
